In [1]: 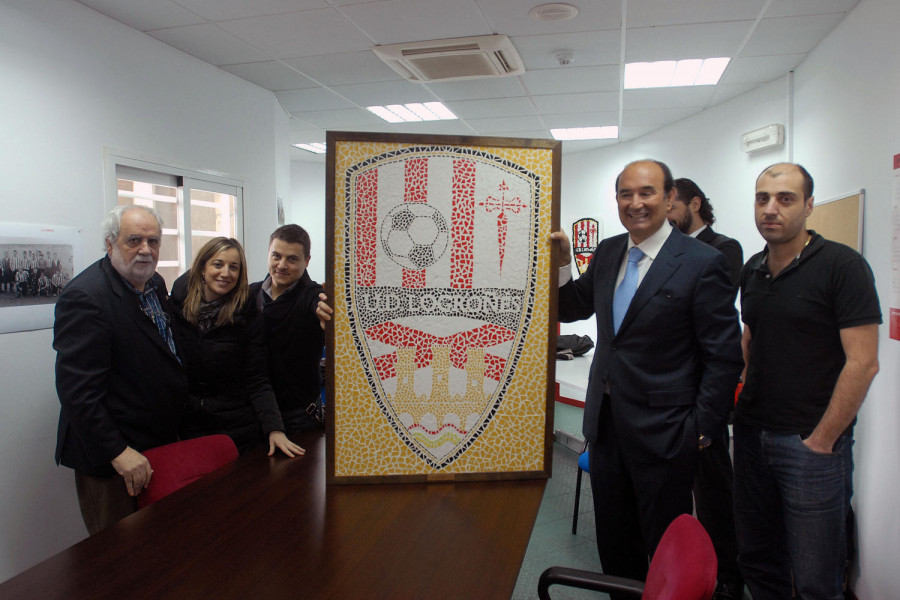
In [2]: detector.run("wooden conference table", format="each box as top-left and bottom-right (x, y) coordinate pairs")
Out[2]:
(0, 431), (546, 599)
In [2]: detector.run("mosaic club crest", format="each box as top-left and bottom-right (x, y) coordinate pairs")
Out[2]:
(572, 217), (600, 275)
(342, 146), (542, 469)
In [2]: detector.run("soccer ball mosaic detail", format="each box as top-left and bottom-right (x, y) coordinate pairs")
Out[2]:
(380, 203), (449, 270)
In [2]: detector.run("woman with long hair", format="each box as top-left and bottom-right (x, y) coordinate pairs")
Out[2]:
(169, 237), (303, 457)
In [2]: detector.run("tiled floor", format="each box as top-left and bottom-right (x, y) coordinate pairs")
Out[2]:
(512, 442), (607, 600)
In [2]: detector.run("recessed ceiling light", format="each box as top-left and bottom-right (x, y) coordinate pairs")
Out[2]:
(551, 126), (618, 141)
(385, 104), (421, 122)
(625, 58), (730, 89)
(421, 102), (456, 119)
(293, 142), (326, 154)
(405, 103), (441, 121)
(367, 106), (404, 123)
(695, 57), (731, 85)
(367, 102), (457, 123)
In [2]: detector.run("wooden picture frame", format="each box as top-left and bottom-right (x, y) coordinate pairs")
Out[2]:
(325, 131), (560, 484)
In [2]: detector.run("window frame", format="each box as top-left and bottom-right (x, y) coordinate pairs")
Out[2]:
(103, 148), (245, 282)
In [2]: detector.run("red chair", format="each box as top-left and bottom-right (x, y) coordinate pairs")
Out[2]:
(538, 514), (718, 600)
(137, 434), (239, 508)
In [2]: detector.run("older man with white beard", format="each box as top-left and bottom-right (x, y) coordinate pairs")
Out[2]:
(54, 205), (187, 534)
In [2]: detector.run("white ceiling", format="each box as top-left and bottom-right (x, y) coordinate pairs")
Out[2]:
(75, 0), (859, 161)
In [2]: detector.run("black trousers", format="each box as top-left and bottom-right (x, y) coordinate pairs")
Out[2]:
(589, 396), (696, 598)
(693, 426), (743, 587)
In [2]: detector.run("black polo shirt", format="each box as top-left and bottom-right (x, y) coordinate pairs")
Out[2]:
(736, 231), (881, 435)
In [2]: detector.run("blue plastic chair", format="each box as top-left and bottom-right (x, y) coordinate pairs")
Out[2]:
(572, 446), (590, 534)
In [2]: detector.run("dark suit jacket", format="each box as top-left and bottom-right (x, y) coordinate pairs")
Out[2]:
(558, 228), (742, 463)
(54, 256), (187, 477)
(696, 226), (743, 291)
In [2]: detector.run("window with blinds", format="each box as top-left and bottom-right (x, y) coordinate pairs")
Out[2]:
(109, 158), (243, 291)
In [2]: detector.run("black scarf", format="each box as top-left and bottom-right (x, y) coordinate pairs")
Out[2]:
(197, 298), (224, 334)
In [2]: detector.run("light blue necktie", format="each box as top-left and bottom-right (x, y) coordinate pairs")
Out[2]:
(612, 247), (644, 334)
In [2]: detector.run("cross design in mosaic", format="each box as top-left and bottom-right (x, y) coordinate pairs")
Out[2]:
(479, 180), (528, 274)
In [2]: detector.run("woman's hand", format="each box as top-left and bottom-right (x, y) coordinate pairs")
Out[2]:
(268, 431), (306, 458)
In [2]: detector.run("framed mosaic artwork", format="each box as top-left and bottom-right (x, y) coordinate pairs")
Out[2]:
(325, 131), (560, 484)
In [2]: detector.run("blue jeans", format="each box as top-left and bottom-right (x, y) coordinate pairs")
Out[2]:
(733, 422), (853, 600)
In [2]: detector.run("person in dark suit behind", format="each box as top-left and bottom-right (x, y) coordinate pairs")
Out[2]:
(54, 205), (187, 534)
(550, 160), (743, 593)
(668, 178), (743, 289)
(668, 177), (745, 600)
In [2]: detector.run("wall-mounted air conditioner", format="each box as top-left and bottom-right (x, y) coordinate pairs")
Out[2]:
(741, 124), (785, 153)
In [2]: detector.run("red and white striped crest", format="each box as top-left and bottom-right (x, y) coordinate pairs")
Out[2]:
(572, 218), (600, 275)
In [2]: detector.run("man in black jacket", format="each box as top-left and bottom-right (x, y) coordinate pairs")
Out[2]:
(54, 205), (187, 534)
(668, 177), (745, 600)
(250, 225), (325, 433)
(668, 178), (743, 290)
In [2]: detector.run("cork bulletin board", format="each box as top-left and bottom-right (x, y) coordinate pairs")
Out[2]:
(807, 190), (864, 252)
(325, 131), (560, 484)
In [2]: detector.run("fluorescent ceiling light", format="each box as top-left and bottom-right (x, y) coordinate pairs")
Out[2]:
(695, 57), (731, 85)
(671, 59), (703, 86)
(405, 103), (441, 121)
(551, 126), (618, 141)
(367, 106), (404, 123)
(625, 57), (730, 89)
(626, 61), (675, 89)
(367, 102), (457, 123)
(293, 142), (326, 154)
(385, 104), (421, 122)
(423, 102), (456, 119)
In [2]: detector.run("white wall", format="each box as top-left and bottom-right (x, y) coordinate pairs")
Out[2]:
(0, 0), (287, 582)
(547, 0), (899, 595)
(289, 161), (328, 284)
(791, 1), (900, 597)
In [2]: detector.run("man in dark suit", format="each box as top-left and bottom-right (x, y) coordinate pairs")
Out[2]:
(669, 177), (745, 600)
(668, 177), (743, 289)
(551, 160), (743, 590)
(54, 205), (186, 534)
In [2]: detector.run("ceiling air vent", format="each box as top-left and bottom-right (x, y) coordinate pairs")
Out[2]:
(372, 34), (524, 82)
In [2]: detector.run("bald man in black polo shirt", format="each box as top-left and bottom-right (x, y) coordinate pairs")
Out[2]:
(735, 163), (880, 600)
